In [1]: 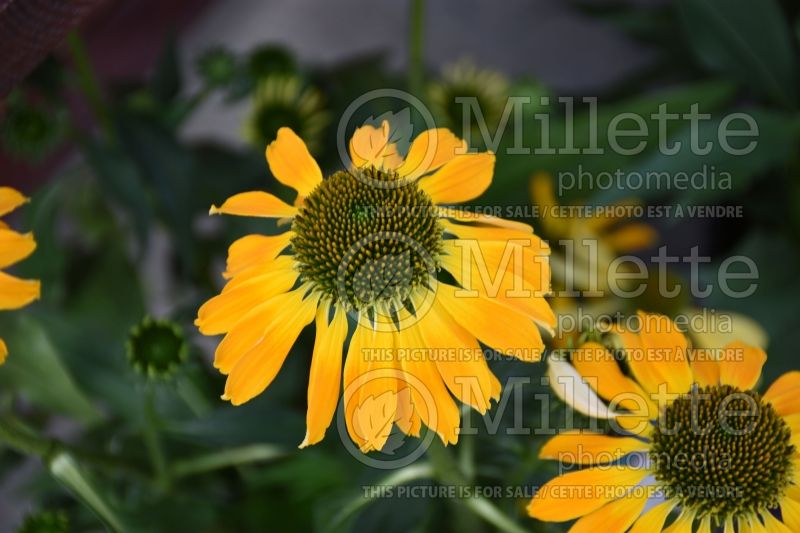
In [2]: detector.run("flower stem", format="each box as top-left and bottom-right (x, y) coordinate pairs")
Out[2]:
(426, 438), (528, 533)
(142, 385), (171, 491)
(408, 0), (426, 96)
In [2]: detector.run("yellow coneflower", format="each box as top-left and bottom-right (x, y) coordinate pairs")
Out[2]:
(529, 311), (799, 532)
(0, 187), (40, 364)
(244, 76), (329, 154)
(196, 122), (555, 451)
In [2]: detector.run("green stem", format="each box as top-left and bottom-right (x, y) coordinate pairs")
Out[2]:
(142, 386), (170, 491)
(326, 463), (434, 532)
(171, 444), (285, 480)
(66, 31), (114, 140)
(427, 439), (528, 533)
(408, 0), (426, 96)
(49, 452), (130, 532)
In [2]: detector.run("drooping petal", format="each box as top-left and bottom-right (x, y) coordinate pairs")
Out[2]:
(0, 271), (40, 310)
(265, 127), (323, 197)
(351, 327), (400, 453)
(301, 302), (349, 448)
(212, 285), (307, 374)
(718, 340), (766, 391)
(0, 187), (27, 217)
(397, 128), (466, 181)
(395, 318), (461, 445)
(0, 338), (7, 365)
(210, 191), (298, 218)
(223, 232), (293, 279)
(415, 298), (495, 413)
(417, 153), (494, 204)
(538, 431), (649, 465)
(571, 342), (655, 417)
(0, 229), (36, 269)
(629, 499), (678, 533)
(435, 282), (544, 361)
(196, 261), (299, 335)
(440, 241), (555, 330)
(348, 120), (403, 170)
(566, 486), (649, 533)
(223, 290), (320, 405)
(526, 465), (649, 522)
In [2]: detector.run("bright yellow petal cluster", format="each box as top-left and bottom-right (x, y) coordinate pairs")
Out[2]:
(197, 123), (555, 451)
(0, 187), (40, 364)
(529, 311), (800, 532)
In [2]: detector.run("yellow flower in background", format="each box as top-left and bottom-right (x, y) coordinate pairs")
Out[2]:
(0, 187), (40, 365)
(529, 311), (799, 532)
(530, 172), (658, 295)
(197, 123), (555, 451)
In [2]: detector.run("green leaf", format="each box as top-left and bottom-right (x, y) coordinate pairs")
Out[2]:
(49, 452), (131, 532)
(0, 316), (99, 424)
(676, 0), (797, 108)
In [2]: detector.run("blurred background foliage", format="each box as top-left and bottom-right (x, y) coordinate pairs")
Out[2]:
(0, 0), (799, 531)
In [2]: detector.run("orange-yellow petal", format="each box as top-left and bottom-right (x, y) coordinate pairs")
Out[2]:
(629, 499), (678, 533)
(223, 232), (293, 279)
(663, 508), (697, 533)
(210, 191), (298, 218)
(395, 319), (461, 445)
(0, 187), (27, 217)
(265, 127), (322, 197)
(348, 120), (403, 170)
(211, 284), (306, 373)
(0, 229), (36, 269)
(781, 493), (800, 532)
(718, 341), (766, 391)
(0, 338), (7, 365)
(435, 282), (544, 361)
(690, 348), (720, 388)
(397, 128), (466, 181)
(0, 272), (40, 310)
(567, 486), (649, 533)
(538, 431), (649, 465)
(223, 290), (320, 405)
(438, 206), (536, 233)
(526, 465), (649, 522)
(765, 372), (800, 417)
(301, 303), (349, 448)
(196, 259), (299, 335)
(571, 342), (655, 417)
(614, 312), (693, 397)
(415, 299), (495, 413)
(417, 153), (494, 204)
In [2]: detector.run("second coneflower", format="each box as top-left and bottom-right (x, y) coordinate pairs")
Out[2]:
(0, 187), (40, 364)
(197, 122), (554, 451)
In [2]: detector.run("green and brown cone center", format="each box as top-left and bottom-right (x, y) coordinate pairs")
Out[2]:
(651, 385), (795, 521)
(291, 167), (442, 311)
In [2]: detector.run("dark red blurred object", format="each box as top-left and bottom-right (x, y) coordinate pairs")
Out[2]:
(0, 0), (212, 191)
